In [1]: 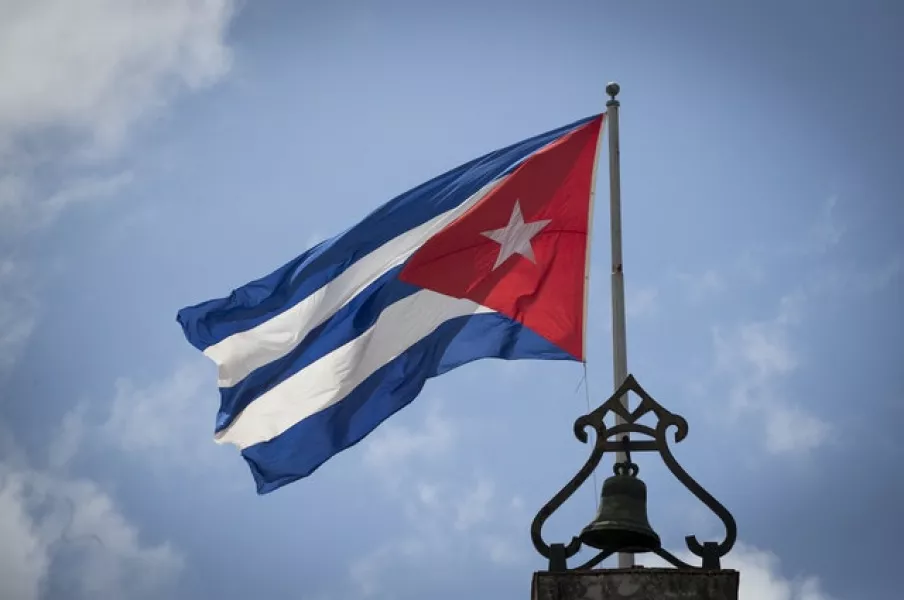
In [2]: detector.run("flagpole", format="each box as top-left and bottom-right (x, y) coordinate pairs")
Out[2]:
(605, 82), (634, 569)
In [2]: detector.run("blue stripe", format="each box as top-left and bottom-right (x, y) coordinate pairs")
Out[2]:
(176, 115), (599, 351)
(240, 312), (575, 494)
(214, 267), (417, 433)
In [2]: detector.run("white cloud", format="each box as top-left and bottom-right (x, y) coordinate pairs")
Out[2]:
(735, 250), (768, 286)
(640, 544), (835, 600)
(0, 472), (52, 600)
(0, 0), (234, 156)
(0, 258), (38, 379)
(47, 405), (87, 470)
(626, 284), (659, 319)
(101, 363), (215, 457)
(1, 393), (186, 598)
(763, 404), (832, 456)
(37, 172), (134, 230)
(863, 254), (903, 292)
(712, 292), (832, 455)
(46, 361), (236, 480)
(349, 471), (530, 598)
(349, 407), (531, 597)
(349, 538), (427, 598)
(702, 198), (901, 456)
(1, 171), (135, 239)
(363, 401), (457, 474)
(675, 196), (857, 308)
(0, 0), (236, 370)
(672, 268), (725, 305)
(453, 478), (495, 531)
(0, 0), (234, 230)
(744, 195), (845, 262)
(735, 322), (798, 380)
(816, 253), (904, 297)
(699, 195), (903, 456)
(807, 195), (844, 254)
(700, 198), (868, 455)
(48, 360), (239, 485)
(476, 534), (526, 567)
(0, 424), (184, 600)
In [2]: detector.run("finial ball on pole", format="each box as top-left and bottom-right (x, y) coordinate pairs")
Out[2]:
(606, 82), (621, 99)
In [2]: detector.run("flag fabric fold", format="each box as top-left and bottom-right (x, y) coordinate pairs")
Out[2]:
(177, 113), (605, 494)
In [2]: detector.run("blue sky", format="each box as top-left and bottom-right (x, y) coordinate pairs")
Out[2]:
(1, 1), (902, 598)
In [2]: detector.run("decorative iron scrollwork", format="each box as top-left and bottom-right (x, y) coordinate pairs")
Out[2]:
(530, 374), (737, 571)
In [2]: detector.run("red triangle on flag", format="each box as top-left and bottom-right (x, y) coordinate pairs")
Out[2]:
(399, 115), (604, 360)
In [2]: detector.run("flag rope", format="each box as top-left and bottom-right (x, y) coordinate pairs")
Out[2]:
(577, 361), (600, 510)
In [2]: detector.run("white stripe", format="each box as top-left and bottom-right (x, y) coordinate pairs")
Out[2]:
(582, 115), (605, 361)
(204, 178), (503, 388)
(215, 290), (492, 449)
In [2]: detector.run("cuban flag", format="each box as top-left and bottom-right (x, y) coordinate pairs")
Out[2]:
(177, 113), (606, 494)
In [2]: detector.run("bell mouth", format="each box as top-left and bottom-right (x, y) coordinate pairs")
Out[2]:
(579, 525), (662, 553)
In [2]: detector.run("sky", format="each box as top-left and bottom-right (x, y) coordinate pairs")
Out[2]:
(0, 0), (902, 598)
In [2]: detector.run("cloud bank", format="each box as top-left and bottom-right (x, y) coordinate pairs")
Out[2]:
(0, 1), (236, 597)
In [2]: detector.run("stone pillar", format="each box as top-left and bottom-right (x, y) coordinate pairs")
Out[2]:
(531, 568), (739, 600)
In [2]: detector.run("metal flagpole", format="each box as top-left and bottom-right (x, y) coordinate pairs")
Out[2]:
(605, 82), (634, 569)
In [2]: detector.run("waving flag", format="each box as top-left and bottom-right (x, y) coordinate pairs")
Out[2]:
(177, 114), (605, 493)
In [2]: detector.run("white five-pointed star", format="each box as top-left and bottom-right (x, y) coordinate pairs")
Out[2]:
(481, 201), (551, 270)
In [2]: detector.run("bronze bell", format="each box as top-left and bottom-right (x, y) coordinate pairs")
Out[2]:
(579, 460), (661, 553)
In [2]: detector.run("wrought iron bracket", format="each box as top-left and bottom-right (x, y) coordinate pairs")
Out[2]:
(530, 374), (737, 571)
